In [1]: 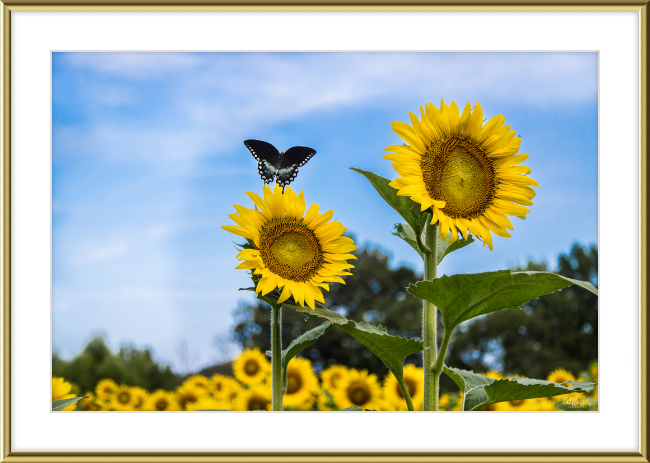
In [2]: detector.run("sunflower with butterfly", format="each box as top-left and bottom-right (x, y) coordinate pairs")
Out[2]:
(223, 100), (598, 412)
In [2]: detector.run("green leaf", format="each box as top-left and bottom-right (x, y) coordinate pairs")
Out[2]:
(288, 301), (423, 409)
(392, 223), (423, 259)
(52, 396), (87, 411)
(443, 366), (596, 411)
(339, 406), (366, 411)
(393, 222), (474, 264)
(280, 322), (333, 390)
(408, 270), (598, 331)
(350, 168), (424, 235)
(436, 233), (474, 265)
(287, 301), (424, 373)
(442, 367), (497, 411)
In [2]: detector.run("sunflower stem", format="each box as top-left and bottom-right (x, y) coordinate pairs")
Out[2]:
(422, 217), (439, 411)
(270, 303), (284, 411)
(431, 329), (452, 384)
(398, 379), (416, 411)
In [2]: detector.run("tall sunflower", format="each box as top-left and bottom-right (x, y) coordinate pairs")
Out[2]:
(385, 100), (538, 249)
(233, 348), (271, 385)
(382, 364), (424, 411)
(223, 183), (357, 310)
(332, 369), (382, 410)
(283, 357), (319, 410)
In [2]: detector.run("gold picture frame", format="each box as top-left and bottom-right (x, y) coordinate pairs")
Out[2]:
(0, 2), (647, 462)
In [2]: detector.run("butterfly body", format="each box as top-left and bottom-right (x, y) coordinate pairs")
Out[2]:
(244, 139), (316, 188)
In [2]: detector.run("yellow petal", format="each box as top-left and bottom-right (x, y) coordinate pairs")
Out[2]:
(445, 101), (461, 136)
(277, 284), (293, 304)
(272, 183), (285, 218)
(480, 216), (511, 238)
(465, 102), (483, 140)
(484, 210), (514, 230)
(309, 209), (334, 230)
(246, 191), (273, 218)
(493, 153), (529, 168)
(222, 225), (252, 239)
(295, 190), (306, 219)
(303, 287), (315, 310)
(262, 185), (277, 218)
(438, 214), (450, 240)
(235, 260), (259, 270)
(303, 204), (320, 226)
(498, 175), (539, 188)
(391, 121), (427, 154)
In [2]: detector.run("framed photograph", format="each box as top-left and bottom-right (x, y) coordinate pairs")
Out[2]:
(1, 1), (647, 462)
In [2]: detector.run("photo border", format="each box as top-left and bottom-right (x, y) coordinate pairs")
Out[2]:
(1, 2), (648, 462)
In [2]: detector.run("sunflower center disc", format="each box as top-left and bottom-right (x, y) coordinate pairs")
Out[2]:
(286, 372), (303, 394)
(118, 392), (130, 404)
(348, 383), (370, 406)
(509, 399), (525, 407)
(244, 359), (260, 376)
(330, 373), (342, 388)
(260, 219), (323, 282)
(155, 399), (168, 410)
(248, 398), (267, 411)
(421, 137), (496, 219)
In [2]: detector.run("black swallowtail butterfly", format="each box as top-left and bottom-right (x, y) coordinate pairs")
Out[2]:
(244, 139), (316, 188)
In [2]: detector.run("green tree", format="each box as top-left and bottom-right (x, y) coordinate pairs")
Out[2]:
(445, 244), (598, 380)
(52, 336), (180, 393)
(231, 244), (423, 376)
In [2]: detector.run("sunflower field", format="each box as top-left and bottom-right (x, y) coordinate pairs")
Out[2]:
(53, 348), (598, 411)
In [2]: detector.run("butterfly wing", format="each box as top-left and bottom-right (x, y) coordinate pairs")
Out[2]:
(275, 146), (316, 187)
(282, 146), (316, 168)
(244, 139), (281, 184)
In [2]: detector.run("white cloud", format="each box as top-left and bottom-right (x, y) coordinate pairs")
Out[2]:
(71, 241), (129, 265)
(52, 300), (71, 313)
(60, 52), (202, 79)
(54, 52), (597, 165)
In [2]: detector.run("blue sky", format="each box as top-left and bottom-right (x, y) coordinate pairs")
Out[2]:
(52, 52), (598, 373)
